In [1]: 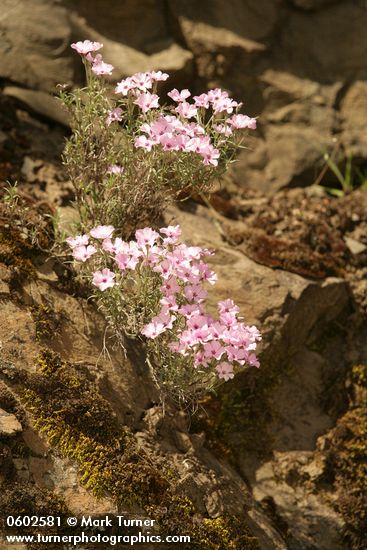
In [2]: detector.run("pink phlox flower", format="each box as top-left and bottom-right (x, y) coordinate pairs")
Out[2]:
(228, 114), (257, 130)
(218, 299), (240, 315)
(73, 245), (97, 262)
(153, 258), (173, 279)
(187, 314), (210, 331)
(213, 123), (233, 137)
(142, 307), (175, 339)
(176, 264), (200, 285)
(106, 108), (123, 127)
(197, 262), (217, 285)
(194, 350), (209, 368)
(178, 304), (202, 319)
(90, 225), (114, 240)
(225, 345), (248, 365)
(135, 227), (160, 248)
(191, 326), (212, 344)
(159, 134), (180, 152)
(203, 340), (225, 361)
(198, 143), (220, 166)
(150, 70), (169, 81)
(216, 361), (234, 381)
(107, 164), (124, 175)
(160, 295), (179, 311)
(184, 284), (208, 302)
(150, 117), (173, 137)
(168, 88), (191, 102)
(248, 353), (260, 368)
(160, 225), (182, 244)
(183, 122), (206, 137)
(193, 93), (210, 108)
(161, 276), (181, 296)
(207, 88), (228, 102)
(66, 234), (89, 249)
(102, 237), (128, 255)
(220, 312), (238, 328)
(131, 72), (153, 91)
(134, 135), (154, 151)
(246, 325), (262, 341)
(92, 268), (116, 291)
(91, 55), (114, 76)
(71, 40), (103, 55)
(115, 252), (130, 271)
(115, 78), (135, 95)
(134, 92), (159, 113)
(175, 102), (198, 119)
(212, 97), (239, 114)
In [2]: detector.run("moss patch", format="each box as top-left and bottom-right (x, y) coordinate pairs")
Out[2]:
(9, 348), (260, 548)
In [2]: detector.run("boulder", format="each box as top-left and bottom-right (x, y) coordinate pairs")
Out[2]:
(0, 0), (73, 92)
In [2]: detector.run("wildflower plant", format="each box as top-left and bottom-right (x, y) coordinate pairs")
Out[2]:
(61, 40), (257, 238)
(67, 224), (261, 409)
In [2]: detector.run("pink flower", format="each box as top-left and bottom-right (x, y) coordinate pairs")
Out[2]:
(107, 164), (124, 175)
(134, 135), (154, 151)
(141, 308), (175, 339)
(134, 92), (159, 113)
(218, 299), (240, 316)
(193, 93), (210, 109)
(198, 143), (220, 166)
(131, 72), (153, 91)
(90, 55), (114, 76)
(168, 89), (191, 102)
(71, 40), (103, 55)
(135, 227), (160, 248)
(216, 362), (234, 381)
(150, 70), (169, 81)
(184, 285), (208, 302)
(92, 268), (116, 291)
(115, 78), (135, 95)
(228, 114), (257, 130)
(73, 245), (97, 262)
(248, 353), (260, 368)
(90, 225), (114, 240)
(175, 102), (198, 119)
(203, 341), (225, 361)
(213, 123), (232, 137)
(160, 225), (182, 244)
(161, 276), (181, 296)
(207, 88), (228, 102)
(115, 252), (130, 270)
(66, 234), (89, 248)
(212, 97), (239, 114)
(106, 108), (123, 127)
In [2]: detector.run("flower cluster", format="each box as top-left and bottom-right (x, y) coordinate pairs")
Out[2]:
(66, 224), (261, 397)
(70, 40), (257, 171)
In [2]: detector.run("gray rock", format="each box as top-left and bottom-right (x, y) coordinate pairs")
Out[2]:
(3, 87), (71, 126)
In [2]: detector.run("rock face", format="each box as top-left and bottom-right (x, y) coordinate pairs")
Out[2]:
(1, 0), (367, 190)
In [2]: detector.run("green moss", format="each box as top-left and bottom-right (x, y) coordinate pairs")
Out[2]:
(30, 302), (62, 342)
(192, 365), (277, 465)
(13, 348), (260, 548)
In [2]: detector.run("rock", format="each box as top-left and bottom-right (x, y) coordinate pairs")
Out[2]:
(341, 81), (367, 158)
(168, 0), (280, 42)
(344, 236), (367, 255)
(3, 87), (71, 127)
(0, 408), (22, 436)
(0, 0), (73, 92)
(279, 4), (367, 83)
